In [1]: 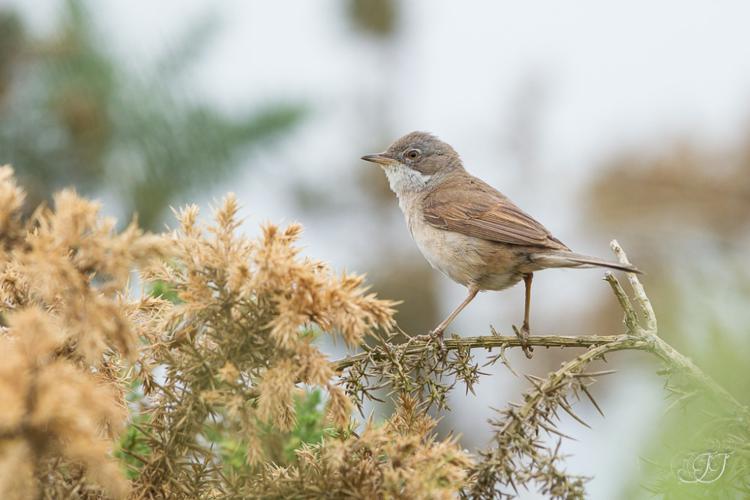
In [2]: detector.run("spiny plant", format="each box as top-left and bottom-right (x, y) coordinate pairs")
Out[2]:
(0, 166), (165, 499)
(131, 192), (398, 497)
(0, 166), (747, 499)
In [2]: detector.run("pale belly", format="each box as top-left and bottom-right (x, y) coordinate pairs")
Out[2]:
(406, 212), (526, 291)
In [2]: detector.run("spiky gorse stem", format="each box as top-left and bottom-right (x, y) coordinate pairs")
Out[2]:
(337, 241), (750, 499)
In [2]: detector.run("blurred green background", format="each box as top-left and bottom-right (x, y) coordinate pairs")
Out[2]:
(3, 0), (750, 497)
(0, 0), (304, 228)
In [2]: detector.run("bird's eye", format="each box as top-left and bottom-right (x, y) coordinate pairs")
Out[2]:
(404, 148), (421, 160)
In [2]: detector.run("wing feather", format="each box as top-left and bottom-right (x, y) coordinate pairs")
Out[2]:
(422, 174), (568, 250)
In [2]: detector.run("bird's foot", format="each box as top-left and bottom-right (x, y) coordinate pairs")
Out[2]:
(512, 324), (534, 359)
(416, 327), (446, 347)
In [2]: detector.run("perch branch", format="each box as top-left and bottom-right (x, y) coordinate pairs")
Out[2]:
(332, 334), (627, 372)
(330, 240), (747, 416)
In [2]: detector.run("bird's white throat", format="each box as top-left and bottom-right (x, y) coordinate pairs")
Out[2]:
(382, 164), (432, 195)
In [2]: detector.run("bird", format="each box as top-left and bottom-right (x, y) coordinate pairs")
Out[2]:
(362, 131), (640, 356)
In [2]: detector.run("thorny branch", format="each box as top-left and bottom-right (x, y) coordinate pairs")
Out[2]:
(333, 240), (749, 498)
(605, 240), (745, 414)
(334, 240), (746, 414)
(333, 334), (625, 372)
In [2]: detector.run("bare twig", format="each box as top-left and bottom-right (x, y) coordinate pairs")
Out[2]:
(607, 239), (745, 414)
(604, 271), (640, 334)
(610, 239), (657, 333)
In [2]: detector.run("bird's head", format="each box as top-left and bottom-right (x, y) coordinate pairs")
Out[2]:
(361, 131), (462, 194)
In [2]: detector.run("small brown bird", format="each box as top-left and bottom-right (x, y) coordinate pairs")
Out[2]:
(362, 131), (640, 355)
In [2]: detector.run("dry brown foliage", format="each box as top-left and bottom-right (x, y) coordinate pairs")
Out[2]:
(253, 396), (472, 499)
(133, 193), (400, 497)
(0, 165), (165, 499)
(0, 166), (744, 499)
(0, 166), (468, 499)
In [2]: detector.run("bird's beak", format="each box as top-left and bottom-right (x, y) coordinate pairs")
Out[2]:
(361, 153), (395, 166)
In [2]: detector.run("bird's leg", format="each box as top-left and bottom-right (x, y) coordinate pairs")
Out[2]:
(522, 272), (533, 333)
(429, 286), (479, 339)
(512, 273), (534, 358)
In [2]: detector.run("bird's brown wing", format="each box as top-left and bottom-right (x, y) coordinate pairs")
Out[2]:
(422, 174), (569, 250)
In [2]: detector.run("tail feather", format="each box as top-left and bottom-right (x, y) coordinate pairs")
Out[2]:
(531, 251), (642, 274)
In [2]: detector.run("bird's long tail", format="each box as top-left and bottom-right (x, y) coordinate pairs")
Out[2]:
(531, 250), (642, 274)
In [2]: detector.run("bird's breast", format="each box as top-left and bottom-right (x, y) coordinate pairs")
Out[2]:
(402, 203), (522, 291)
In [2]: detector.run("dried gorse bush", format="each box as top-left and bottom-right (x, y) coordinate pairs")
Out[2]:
(0, 167), (471, 499)
(253, 396), (472, 499)
(0, 166), (164, 499)
(0, 166), (746, 499)
(132, 194), (400, 497)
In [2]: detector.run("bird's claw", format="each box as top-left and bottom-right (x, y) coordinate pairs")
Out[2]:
(512, 324), (534, 359)
(414, 327), (446, 349)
